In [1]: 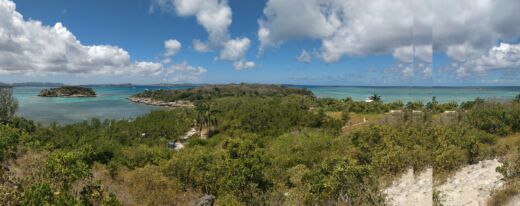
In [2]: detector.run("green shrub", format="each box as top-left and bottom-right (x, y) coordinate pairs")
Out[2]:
(0, 125), (27, 162)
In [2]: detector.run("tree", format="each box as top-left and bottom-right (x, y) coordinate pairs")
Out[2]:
(369, 94), (382, 102)
(426, 96), (439, 112)
(515, 94), (520, 103)
(195, 101), (219, 137)
(0, 87), (18, 123)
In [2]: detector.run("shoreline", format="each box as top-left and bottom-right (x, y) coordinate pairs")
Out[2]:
(127, 97), (194, 107)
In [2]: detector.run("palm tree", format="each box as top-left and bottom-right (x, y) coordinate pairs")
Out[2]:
(195, 101), (219, 137)
(369, 94), (382, 102)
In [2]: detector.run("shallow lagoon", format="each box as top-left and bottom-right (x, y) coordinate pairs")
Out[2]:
(13, 85), (520, 125)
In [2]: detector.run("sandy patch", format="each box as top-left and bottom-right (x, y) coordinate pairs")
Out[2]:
(437, 159), (504, 206)
(384, 168), (433, 206)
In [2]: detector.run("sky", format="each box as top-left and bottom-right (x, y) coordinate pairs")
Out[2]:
(0, 0), (520, 86)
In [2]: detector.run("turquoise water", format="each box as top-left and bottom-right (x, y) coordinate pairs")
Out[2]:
(305, 86), (520, 103)
(13, 86), (193, 125)
(12, 86), (520, 125)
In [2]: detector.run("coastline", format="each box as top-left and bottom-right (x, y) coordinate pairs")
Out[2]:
(38, 94), (96, 98)
(127, 97), (194, 107)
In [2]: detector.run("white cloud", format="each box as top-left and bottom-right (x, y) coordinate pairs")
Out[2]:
(456, 43), (520, 76)
(423, 66), (432, 79)
(193, 39), (211, 52)
(164, 39), (181, 56)
(258, 0), (520, 76)
(297, 50), (312, 63)
(258, 0), (339, 52)
(401, 67), (414, 79)
(166, 61), (207, 76)
(164, 61), (207, 82)
(220, 38), (250, 61)
(152, 0), (231, 49)
(0, 0), (162, 76)
(393, 45), (433, 63)
(233, 60), (256, 70)
(152, 0), (254, 68)
(259, 0), (432, 62)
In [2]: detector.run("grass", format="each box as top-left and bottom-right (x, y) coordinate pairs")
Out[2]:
(486, 133), (520, 206)
(488, 181), (520, 206)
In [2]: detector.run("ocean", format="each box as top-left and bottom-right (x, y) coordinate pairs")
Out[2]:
(12, 85), (520, 125)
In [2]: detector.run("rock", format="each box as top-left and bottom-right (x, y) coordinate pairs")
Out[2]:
(195, 194), (215, 206)
(127, 97), (194, 107)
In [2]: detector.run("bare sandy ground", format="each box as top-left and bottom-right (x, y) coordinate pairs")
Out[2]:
(505, 195), (520, 206)
(437, 159), (504, 206)
(384, 168), (433, 206)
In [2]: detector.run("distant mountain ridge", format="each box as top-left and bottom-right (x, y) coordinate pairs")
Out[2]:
(12, 82), (65, 87)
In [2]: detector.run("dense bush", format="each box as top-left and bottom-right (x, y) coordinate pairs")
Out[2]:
(133, 84), (313, 102)
(0, 125), (28, 161)
(38, 86), (96, 97)
(212, 97), (327, 136)
(464, 102), (520, 136)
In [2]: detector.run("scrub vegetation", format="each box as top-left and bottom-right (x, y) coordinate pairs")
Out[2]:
(1, 84), (519, 205)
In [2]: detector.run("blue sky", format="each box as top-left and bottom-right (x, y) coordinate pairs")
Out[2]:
(1, 0), (519, 86)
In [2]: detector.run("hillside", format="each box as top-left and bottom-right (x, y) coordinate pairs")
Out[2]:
(129, 84), (313, 106)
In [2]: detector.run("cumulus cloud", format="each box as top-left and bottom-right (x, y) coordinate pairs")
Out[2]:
(233, 60), (256, 70)
(456, 43), (520, 76)
(393, 45), (432, 63)
(152, 0), (254, 69)
(0, 0), (162, 76)
(164, 61), (207, 82)
(401, 67), (414, 79)
(220, 38), (250, 61)
(258, 0), (520, 77)
(193, 39), (211, 52)
(297, 50), (312, 63)
(259, 0), (433, 62)
(164, 39), (182, 57)
(166, 61), (207, 76)
(152, 0), (231, 48)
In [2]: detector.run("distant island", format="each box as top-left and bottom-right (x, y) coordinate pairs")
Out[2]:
(38, 86), (96, 97)
(12, 82), (65, 87)
(129, 83), (312, 107)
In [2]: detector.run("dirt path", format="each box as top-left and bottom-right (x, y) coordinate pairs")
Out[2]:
(437, 159), (504, 206)
(384, 168), (433, 206)
(173, 127), (197, 150)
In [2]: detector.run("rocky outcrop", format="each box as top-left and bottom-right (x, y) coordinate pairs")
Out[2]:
(195, 194), (215, 206)
(127, 97), (193, 107)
